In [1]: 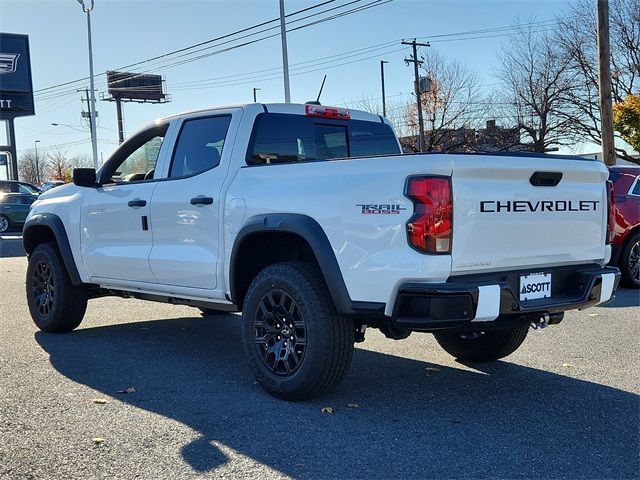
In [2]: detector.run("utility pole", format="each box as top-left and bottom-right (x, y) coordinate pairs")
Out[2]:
(77, 0), (99, 170)
(597, 0), (616, 166)
(402, 39), (430, 152)
(79, 87), (97, 149)
(380, 60), (388, 117)
(279, 0), (291, 103)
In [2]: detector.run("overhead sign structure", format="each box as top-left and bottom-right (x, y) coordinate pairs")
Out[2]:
(0, 33), (35, 180)
(106, 70), (166, 102)
(101, 70), (170, 144)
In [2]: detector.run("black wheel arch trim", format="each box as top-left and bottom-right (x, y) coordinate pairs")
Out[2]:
(22, 213), (83, 286)
(230, 213), (381, 316)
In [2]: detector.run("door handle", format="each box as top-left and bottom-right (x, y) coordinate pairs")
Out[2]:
(190, 196), (214, 206)
(128, 199), (147, 208)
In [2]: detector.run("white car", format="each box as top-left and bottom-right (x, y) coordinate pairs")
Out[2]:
(23, 103), (620, 400)
(40, 180), (65, 192)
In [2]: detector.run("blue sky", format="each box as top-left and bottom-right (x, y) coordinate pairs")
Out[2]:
(1, 0), (583, 162)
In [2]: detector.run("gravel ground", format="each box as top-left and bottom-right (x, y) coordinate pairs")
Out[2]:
(0, 252), (638, 480)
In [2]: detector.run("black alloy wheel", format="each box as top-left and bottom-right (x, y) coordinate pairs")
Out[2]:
(241, 261), (354, 400)
(32, 260), (55, 316)
(253, 289), (307, 376)
(26, 242), (88, 332)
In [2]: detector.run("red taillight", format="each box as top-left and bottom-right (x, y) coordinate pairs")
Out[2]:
(405, 176), (453, 254)
(305, 104), (350, 120)
(606, 180), (615, 244)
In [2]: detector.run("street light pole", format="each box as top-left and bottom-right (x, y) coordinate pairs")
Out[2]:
(77, 0), (99, 171)
(51, 122), (86, 133)
(380, 60), (388, 118)
(253, 87), (261, 103)
(34, 140), (40, 184)
(279, 0), (291, 103)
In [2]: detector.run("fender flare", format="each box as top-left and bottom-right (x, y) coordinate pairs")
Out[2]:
(22, 213), (83, 286)
(230, 213), (360, 315)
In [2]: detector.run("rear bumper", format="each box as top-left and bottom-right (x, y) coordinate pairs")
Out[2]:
(392, 264), (620, 332)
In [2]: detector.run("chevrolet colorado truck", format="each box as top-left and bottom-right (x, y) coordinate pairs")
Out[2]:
(23, 103), (620, 400)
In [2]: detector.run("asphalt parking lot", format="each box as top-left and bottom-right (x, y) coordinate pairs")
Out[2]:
(0, 238), (638, 479)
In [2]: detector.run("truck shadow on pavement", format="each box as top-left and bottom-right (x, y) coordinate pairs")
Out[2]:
(36, 316), (638, 480)
(601, 287), (640, 308)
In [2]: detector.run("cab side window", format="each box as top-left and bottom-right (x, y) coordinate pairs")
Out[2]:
(169, 116), (231, 178)
(111, 135), (164, 182)
(104, 124), (168, 183)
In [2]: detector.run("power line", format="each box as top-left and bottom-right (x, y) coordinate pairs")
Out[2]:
(100, 0), (392, 83)
(33, 0), (374, 97)
(34, 14), (554, 102)
(17, 138), (92, 154)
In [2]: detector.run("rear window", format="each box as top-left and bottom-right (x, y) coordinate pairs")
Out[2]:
(248, 113), (399, 165)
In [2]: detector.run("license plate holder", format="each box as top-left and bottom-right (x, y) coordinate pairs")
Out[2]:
(519, 272), (552, 301)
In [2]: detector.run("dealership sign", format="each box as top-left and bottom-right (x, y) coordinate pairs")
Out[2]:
(0, 33), (34, 118)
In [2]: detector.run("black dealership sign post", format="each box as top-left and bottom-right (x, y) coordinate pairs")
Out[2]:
(0, 33), (35, 181)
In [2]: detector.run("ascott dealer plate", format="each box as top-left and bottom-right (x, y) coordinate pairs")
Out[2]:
(519, 272), (552, 301)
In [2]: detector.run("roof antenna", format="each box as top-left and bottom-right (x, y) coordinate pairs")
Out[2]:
(306, 75), (327, 105)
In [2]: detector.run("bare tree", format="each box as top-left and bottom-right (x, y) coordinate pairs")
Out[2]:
(69, 153), (94, 169)
(18, 151), (48, 185)
(47, 148), (71, 182)
(407, 50), (490, 152)
(556, 0), (639, 162)
(497, 21), (578, 152)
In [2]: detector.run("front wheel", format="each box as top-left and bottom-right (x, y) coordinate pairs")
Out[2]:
(26, 242), (88, 332)
(241, 262), (354, 401)
(434, 325), (529, 362)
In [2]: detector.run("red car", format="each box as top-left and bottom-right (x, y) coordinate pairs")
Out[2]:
(609, 165), (640, 288)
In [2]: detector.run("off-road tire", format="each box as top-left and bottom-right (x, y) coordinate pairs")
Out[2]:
(26, 242), (88, 333)
(434, 325), (529, 362)
(619, 233), (639, 289)
(241, 261), (354, 401)
(0, 215), (10, 233)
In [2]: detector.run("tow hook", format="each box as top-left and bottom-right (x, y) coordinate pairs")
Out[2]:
(530, 314), (550, 330)
(530, 312), (564, 330)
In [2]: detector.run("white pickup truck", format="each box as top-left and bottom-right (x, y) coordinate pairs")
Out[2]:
(23, 103), (620, 400)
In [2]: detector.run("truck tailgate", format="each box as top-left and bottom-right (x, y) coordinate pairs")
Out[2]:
(450, 155), (609, 274)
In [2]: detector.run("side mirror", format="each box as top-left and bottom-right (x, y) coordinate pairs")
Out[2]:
(73, 168), (97, 187)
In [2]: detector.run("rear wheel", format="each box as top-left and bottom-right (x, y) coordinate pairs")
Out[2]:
(619, 233), (640, 289)
(0, 215), (10, 233)
(26, 242), (88, 332)
(434, 325), (529, 362)
(241, 261), (354, 400)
